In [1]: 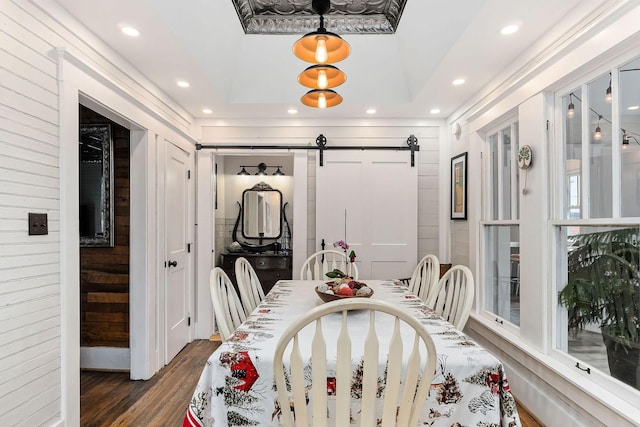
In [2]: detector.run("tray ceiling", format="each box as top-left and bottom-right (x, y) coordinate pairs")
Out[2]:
(231, 0), (408, 34)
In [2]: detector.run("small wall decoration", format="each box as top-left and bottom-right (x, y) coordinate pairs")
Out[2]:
(451, 152), (468, 220)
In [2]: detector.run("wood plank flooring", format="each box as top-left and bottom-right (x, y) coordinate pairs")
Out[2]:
(80, 340), (219, 426)
(80, 339), (543, 426)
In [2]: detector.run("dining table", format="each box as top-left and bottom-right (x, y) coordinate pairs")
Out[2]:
(183, 279), (522, 427)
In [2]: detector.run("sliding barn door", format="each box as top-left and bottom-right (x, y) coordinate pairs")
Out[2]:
(316, 151), (417, 280)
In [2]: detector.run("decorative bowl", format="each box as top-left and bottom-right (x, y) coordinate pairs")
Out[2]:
(314, 285), (374, 303)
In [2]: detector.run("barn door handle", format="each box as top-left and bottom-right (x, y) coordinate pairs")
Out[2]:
(168, 260), (178, 268)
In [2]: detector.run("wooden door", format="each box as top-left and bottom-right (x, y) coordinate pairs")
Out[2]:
(165, 142), (191, 361)
(316, 151), (417, 280)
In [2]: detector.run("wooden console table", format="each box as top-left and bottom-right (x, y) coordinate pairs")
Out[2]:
(220, 252), (292, 295)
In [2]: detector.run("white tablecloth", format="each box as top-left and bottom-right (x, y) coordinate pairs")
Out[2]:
(184, 280), (521, 427)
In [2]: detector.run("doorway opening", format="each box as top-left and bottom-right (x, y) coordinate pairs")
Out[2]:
(79, 105), (131, 371)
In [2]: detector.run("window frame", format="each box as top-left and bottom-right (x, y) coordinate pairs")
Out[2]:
(479, 115), (521, 334)
(550, 62), (640, 403)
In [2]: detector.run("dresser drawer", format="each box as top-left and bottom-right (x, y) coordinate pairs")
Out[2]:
(252, 256), (291, 270)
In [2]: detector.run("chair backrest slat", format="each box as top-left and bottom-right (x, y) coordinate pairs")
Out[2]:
(381, 317), (403, 426)
(290, 335), (308, 427)
(360, 310), (379, 426)
(335, 310), (352, 425)
(311, 320), (327, 427)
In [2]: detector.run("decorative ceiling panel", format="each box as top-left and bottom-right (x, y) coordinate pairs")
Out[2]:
(231, 0), (408, 34)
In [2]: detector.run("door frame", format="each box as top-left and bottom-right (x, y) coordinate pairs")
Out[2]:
(196, 150), (308, 287)
(59, 53), (198, 426)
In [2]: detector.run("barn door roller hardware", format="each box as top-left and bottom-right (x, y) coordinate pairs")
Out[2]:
(195, 134), (419, 167)
(314, 134), (419, 166)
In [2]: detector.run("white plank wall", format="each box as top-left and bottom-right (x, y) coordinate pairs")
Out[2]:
(1, 1), (63, 425)
(199, 123), (443, 265)
(1, 1), (196, 425)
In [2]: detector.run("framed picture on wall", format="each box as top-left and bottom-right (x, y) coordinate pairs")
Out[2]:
(451, 152), (467, 220)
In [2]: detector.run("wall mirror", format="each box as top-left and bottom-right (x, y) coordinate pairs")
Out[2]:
(242, 182), (282, 239)
(79, 123), (114, 247)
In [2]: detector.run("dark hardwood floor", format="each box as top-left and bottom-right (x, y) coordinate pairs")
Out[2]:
(80, 340), (220, 426)
(80, 339), (543, 426)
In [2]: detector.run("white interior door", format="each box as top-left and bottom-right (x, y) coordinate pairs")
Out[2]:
(316, 151), (417, 280)
(165, 142), (191, 361)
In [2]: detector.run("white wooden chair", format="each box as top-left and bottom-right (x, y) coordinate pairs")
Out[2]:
(408, 254), (440, 305)
(209, 267), (246, 341)
(235, 257), (265, 315)
(428, 265), (474, 330)
(299, 249), (359, 280)
(273, 298), (437, 427)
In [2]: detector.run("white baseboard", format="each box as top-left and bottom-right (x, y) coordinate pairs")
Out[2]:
(80, 346), (130, 371)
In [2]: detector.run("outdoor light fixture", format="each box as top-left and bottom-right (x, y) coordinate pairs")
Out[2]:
(301, 89), (343, 109)
(594, 115), (602, 140)
(292, 0), (350, 64)
(237, 163), (285, 176)
(567, 93), (575, 118)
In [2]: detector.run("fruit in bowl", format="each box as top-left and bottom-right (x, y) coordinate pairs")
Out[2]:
(315, 272), (374, 303)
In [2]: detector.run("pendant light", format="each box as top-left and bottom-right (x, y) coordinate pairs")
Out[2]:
(567, 93), (575, 118)
(293, 0), (350, 64)
(594, 116), (602, 141)
(301, 89), (342, 109)
(298, 64), (347, 89)
(605, 75), (612, 103)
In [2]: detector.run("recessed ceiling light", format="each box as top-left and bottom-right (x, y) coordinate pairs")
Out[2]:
(288, 108), (298, 114)
(452, 78), (465, 86)
(177, 80), (190, 88)
(121, 26), (140, 37)
(500, 24), (519, 35)
(628, 105), (639, 111)
(430, 108), (441, 114)
(202, 108), (213, 114)
(366, 108), (376, 114)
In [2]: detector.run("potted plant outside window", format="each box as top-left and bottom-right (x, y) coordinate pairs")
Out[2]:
(558, 227), (640, 389)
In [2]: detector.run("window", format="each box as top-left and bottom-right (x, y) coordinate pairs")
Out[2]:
(555, 59), (640, 394)
(482, 120), (521, 327)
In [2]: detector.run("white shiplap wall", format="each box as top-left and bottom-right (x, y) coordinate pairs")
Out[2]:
(1, 1), (63, 425)
(2, 1), (198, 425)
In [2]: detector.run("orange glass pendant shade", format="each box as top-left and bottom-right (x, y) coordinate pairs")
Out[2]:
(301, 89), (343, 108)
(298, 64), (347, 89)
(293, 30), (351, 64)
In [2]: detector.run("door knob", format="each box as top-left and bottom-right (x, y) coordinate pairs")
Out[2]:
(168, 260), (178, 268)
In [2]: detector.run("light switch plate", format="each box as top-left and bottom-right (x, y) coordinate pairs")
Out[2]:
(28, 213), (48, 235)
